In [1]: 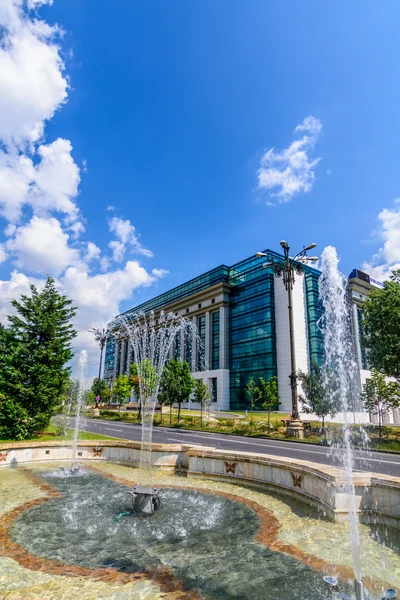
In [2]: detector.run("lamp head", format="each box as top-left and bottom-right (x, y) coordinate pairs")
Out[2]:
(304, 242), (317, 252)
(256, 252), (268, 258)
(280, 240), (287, 249)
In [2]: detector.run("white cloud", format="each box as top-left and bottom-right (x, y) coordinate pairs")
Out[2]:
(0, 246), (7, 264)
(363, 204), (400, 281)
(152, 268), (169, 278)
(0, 269), (44, 323)
(0, 0), (67, 147)
(108, 240), (125, 262)
(6, 215), (79, 275)
(0, 0), (170, 366)
(108, 216), (154, 259)
(258, 115), (322, 204)
(86, 242), (101, 262)
(30, 138), (80, 219)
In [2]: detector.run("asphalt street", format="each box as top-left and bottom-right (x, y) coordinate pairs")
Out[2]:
(75, 417), (400, 477)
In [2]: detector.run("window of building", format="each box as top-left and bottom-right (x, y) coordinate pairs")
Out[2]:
(211, 310), (220, 370)
(198, 303), (202, 309)
(211, 298), (215, 304)
(186, 308), (190, 314)
(210, 378), (217, 403)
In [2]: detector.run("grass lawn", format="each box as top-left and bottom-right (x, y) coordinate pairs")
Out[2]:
(0, 424), (121, 444)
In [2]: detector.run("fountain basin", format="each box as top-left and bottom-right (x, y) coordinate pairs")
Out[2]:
(0, 461), (399, 599)
(1, 440), (400, 524)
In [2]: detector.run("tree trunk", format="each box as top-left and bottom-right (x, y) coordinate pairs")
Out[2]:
(201, 402), (203, 428)
(137, 399), (142, 421)
(268, 406), (271, 431)
(177, 402), (181, 423)
(170, 404), (172, 426)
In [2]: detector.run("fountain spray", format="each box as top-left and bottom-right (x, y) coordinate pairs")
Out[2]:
(319, 247), (364, 600)
(114, 311), (198, 514)
(70, 349), (87, 474)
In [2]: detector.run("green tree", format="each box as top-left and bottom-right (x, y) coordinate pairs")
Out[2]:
(298, 360), (336, 433)
(362, 270), (400, 383)
(1, 277), (76, 435)
(255, 376), (279, 431)
(130, 359), (158, 420)
(192, 379), (210, 427)
(112, 374), (131, 410)
(245, 377), (261, 422)
(158, 359), (194, 423)
(90, 378), (111, 405)
(361, 369), (400, 441)
(0, 394), (32, 440)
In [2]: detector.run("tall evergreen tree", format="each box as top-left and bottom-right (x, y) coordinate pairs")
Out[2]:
(2, 277), (77, 433)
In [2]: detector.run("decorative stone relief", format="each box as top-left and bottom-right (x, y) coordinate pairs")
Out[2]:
(224, 461), (237, 474)
(0, 451), (8, 462)
(91, 447), (104, 457)
(291, 472), (303, 488)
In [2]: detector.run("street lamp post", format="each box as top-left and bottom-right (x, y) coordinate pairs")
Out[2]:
(89, 327), (109, 410)
(256, 241), (318, 438)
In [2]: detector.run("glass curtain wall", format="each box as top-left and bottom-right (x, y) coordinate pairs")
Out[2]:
(229, 255), (277, 411)
(211, 311), (220, 370)
(304, 270), (324, 367)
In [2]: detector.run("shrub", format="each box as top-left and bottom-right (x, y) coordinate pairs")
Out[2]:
(0, 396), (32, 440)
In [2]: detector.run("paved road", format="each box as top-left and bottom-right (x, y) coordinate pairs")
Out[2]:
(75, 417), (400, 477)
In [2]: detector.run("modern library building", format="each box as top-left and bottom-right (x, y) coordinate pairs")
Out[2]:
(104, 251), (384, 419)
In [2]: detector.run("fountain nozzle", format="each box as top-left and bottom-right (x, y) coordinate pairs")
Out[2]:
(354, 579), (364, 600)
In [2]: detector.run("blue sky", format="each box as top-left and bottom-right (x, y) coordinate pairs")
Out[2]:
(0, 0), (399, 358)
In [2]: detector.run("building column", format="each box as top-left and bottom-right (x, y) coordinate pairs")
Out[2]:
(351, 303), (363, 370)
(191, 316), (198, 372)
(274, 274), (308, 413)
(180, 328), (185, 362)
(219, 305), (229, 370)
(119, 339), (127, 375)
(205, 311), (211, 369)
(126, 341), (132, 373)
(112, 340), (120, 380)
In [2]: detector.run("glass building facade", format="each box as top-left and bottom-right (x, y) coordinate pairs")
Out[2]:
(228, 254), (277, 410)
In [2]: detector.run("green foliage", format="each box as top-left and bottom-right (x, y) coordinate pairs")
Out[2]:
(362, 270), (400, 382)
(0, 277), (77, 437)
(129, 362), (140, 399)
(298, 360), (336, 428)
(245, 377), (262, 421)
(193, 379), (210, 407)
(0, 396), (32, 440)
(361, 369), (400, 440)
(90, 377), (111, 404)
(192, 379), (210, 426)
(158, 359), (195, 421)
(112, 374), (131, 405)
(255, 376), (279, 429)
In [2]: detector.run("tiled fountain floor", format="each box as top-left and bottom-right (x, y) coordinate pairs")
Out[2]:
(0, 462), (399, 599)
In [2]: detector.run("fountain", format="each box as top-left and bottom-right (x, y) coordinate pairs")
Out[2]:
(114, 311), (197, 514)
(69, 349), (87, 475)
(319, 246), (365, 600)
